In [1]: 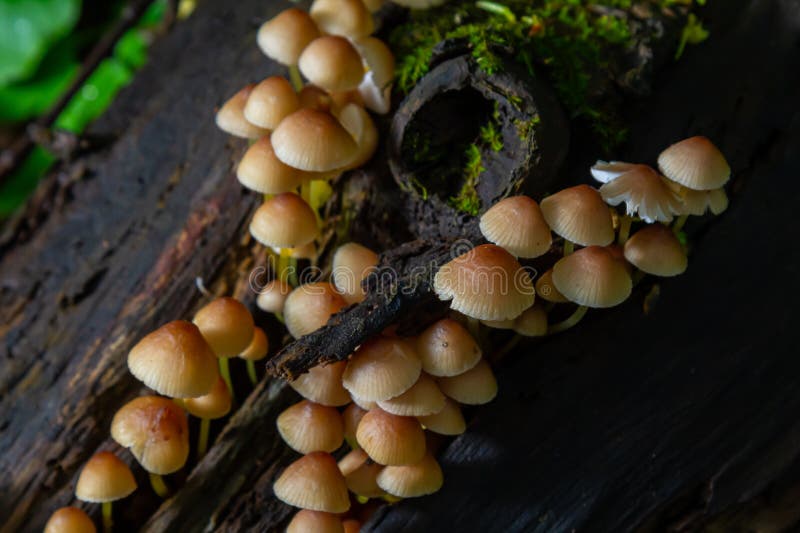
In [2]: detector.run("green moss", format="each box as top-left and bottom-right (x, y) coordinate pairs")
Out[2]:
(480, 119), (504, 152)
(449, 144), (484, 215)
(514, 115), (541, 141)
(390, 0), (705, 151)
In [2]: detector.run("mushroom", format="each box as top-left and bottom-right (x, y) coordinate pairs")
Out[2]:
(415, 318), (482, 377)
(257, 8), (320, 90)
(352, 36), (395, 114)
(377, 373), (447, 417)
(343, 403), (369, 449)
(256, 279), (292, 316)
(299, 36), (365, 93)
(376, 453), (444, 498)
(549, 245), (632, 333)
(238, 327), (269, 385)
(75, 452), (136, 532)
(183, 377), (232, 459)
(336, 103), (379, 170)
(437, 359), (497, 405)
(623, 223), (688, 277)
(271, 109), (358, 172)
(193, 297), (255, 398)
(110, 396), (189, 497)
(433, 244), (536, 322)
(273, 452), (350, 512)
(237, 136), (306, 195)
(540, 184), (615, 253)
(513, 303), (548, 337)
(283, 282), (347, 339)
(215, 84), (269, 139)
(356, 408), (426, 465)
(417, 398), (466, 435)
(289, 360), (351, 407)
(310, 0), (374, 38)
(243, 76), (300, 130)
(592, 162), (683, 243)
(127, 320), (218, 398)
(534, 268), (569, 304)
(342, 336), (422, 402)
(287, 510), (346, 533)
(338, 449), (385, 500)
(338, 448), (369, 477)
(277, 400), (344, 454)
(331, 242), (379, 304)
(479, 195), (552, 258)
(44, 507), (96, 533)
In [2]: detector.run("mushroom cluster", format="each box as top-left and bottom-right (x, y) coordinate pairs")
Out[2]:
(216, 1), (395, 289)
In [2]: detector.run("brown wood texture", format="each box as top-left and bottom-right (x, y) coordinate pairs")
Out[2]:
(1, 0), (799, 531)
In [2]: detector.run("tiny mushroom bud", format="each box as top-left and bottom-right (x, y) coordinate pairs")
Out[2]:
(417, 397), (466, 435)
(277, 400), (344, 454)
(657, 136), (731, 191)
(273, 452), (351, 513)
(356, 408), (426, 465)
(283, 282), (347, 338)
(513, 304), (548, 337)
(377, 373), (446, 417)
(215, 85), (269, 139)
(623, 224), (688, 277)
(310, 0), (374, 38)
(44, 507), (97, 533)
(331, 241), (379, 304)
(193, 297), (255, 358)
(595, 163), (682, 223)
(287, 510), (345, 533)
(111, 396), (190, 475)
(256, 279), (292, 314)
(479, 195), (552, 258)
(257, 8), (320, 66)
(250, 192), (319, 249)
(239, 327), (269, 363)
(289, 361), (352, 406)
(342, 336), (422, 402)
(272, 109), (358, 171)
(127, 320), (218, 398)
(298, 36), (365, 93)
(552, 245), (632, 308)
(540, 184), (615, 247)
(376, 453), (444, 498)
(244, 76), (300, 130)
(433, 244), (535, 321)
(237, 136), (306, 194)
(437, 359), (498, 405)
(415, 318), (481, 377)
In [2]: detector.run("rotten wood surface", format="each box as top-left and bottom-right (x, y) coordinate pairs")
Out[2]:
(1, 0), (799, 532)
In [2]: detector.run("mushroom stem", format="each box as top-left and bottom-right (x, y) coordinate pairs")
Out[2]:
(277, 248), (292, 285)
(672, 214), (688, 234)
(617, 215), (633, 245)
(246, 359), (258, 385)
(218, 357), (235, 399)
(288, 65), (303, 91)
(102, 501), (113, 532)
(493, 334), (522, 363)
(563, 240), (574, 256)
(547, 305), (588, 335)
(149, 473), (170, 498)
(197, 417), (211, 459)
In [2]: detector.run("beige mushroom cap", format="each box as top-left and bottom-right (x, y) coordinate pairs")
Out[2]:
(215, 84), (269, 139)
(540, 185), (614, 246)
(479, 195), (552, 258)
(183, 376), (232, 420)
(376, 453), (444, 498)
(244, 76), (300, 130)
(597, 163), (682, 224)
(437, 359), (498, 405)
(289, 361), (352, 407)
(658, 136), (731, 190)
(287, 510), (345, 533)
(283, 282), (347, 339)
(250, 193), (318, 249)
(44, 507), (97, 533)
(310, 0), (374, 38)
(272, 109), (358, 171)
(237, 136), (306, 194)
(624, 224), (688, 277)
(356, 408), (426, 466)
(75, 451), (137, 503)
(193, 297), (255, 358)
(277, 400), (344, 454)
(552, 246), (632, 308)
(331, 241), (379, 304)
(342, 336), (422, 402)
(415, 318), (481, 377)
(273, 452), (350, 513)
(299, 36), (365, 93)
(257, 8), (320, 66)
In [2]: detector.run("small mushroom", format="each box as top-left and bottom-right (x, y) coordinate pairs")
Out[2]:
(256, 279), (293, 315)
(376, 453), (444, 498)
(623, 223), (688, 277)
(250, 192), (319, 251)
(283, 282), (347, 339)
(356, 408), (426, 466)
(237, 136), (307, 195)
(75, 452), (136, 532)
(310, 0), (374, 38)
(336, 103), (379, 170)
(342, 336), (422, 402)
(287, 510), (345, 533)
(417, 398), (466, 436)
(183, 377), (232, 459)
(272, 109), (358, 172)
(437, 359), (497, 405)
(257, 8), (320, 90)
(243, 76), (300, 130)
(298, 36), (365, 93)
(415, 318), (481, 377)
(273, 452), (350, 513)
(215, 84), (269, 139)
(513, 304), (548, 337)
(277, 400), (344, 454)
(479, 195), (552, 258)
(289, 361), (351, 407)
(331, 242), (379, 304)
(238, 327), (269, 386)
(377, 373), (446, 417)
(657, 136), (731, 191)
(540, 184), (615, 252)
(44, 507), (97, 533)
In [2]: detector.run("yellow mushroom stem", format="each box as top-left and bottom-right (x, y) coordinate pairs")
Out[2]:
(494, 334), (522, 363)
(149, 473), (170, 499)
(218, 357), (234, 399)
(102, 501), (113, 533)
(197, 417), (211, 460)
(617, 215), (633, 245)
(246, 359), (259, 385)
(547, 305), (588, 335)
(288, 65), (303, 91)
(563, 240), (574, 256)
(672, 214), (688, 234)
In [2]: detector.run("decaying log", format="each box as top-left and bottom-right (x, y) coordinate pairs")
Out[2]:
(2, 0), (799, 532)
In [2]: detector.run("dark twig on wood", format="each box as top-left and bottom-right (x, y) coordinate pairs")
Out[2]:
(0, 0), (158, 185)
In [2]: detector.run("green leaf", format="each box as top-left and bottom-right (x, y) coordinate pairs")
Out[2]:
(0, 0), (81, 85)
